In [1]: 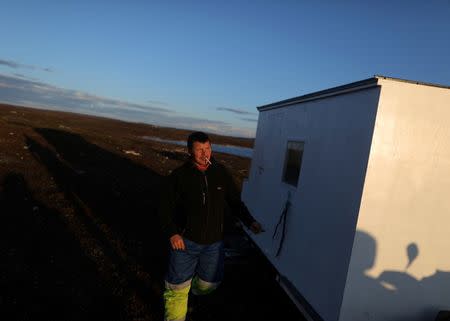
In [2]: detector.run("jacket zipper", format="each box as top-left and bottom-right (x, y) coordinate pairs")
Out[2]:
(201, 172), (208, 205)
(203, 172), (209, 241)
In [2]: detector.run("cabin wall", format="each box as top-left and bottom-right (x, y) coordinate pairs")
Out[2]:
(243, 86), (380, 321)
(339, 80), (450, 321)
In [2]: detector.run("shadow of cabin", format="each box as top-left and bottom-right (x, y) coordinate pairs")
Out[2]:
(0, 172), (125, 320)
(25, 128), (169, 319)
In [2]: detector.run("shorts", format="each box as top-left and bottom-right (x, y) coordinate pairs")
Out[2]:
(165, 238), (224, 287)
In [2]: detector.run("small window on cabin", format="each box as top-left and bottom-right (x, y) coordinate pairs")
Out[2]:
(282, 141), (304, 187)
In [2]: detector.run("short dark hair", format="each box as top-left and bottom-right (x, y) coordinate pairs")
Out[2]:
(187, 131), (210, 150)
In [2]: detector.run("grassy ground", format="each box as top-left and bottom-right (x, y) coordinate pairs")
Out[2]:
(0, 104), (304, 321)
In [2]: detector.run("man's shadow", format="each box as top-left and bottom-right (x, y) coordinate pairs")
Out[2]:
(344, 231), (450, 321)
(378, 243), (450, 321)
(340, 231), (397, 320)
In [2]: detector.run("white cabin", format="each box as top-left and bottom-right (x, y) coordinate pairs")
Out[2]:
(242, 76), (450, 321)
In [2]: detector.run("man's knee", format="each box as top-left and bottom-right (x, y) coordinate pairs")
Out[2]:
(191, 275), (221, 296)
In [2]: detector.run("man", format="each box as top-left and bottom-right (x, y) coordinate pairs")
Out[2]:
(158, 131), (262, 321)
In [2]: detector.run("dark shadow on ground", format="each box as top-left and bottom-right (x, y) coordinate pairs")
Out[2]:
(32, 128), (166, 268)
(27, 128), (166, 320)
(0, 172), (124, 321)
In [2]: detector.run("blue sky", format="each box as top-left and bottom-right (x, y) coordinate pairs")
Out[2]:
(1, 0), (449, 137)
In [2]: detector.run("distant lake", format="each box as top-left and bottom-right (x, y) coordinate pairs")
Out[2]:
(142, 136), (253, 158)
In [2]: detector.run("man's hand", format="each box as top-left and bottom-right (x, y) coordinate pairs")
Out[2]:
(170, 234), (185, 250)
(250, 221), (264, 234)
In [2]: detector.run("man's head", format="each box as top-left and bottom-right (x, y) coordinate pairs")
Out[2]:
(187, 132), (212, 167)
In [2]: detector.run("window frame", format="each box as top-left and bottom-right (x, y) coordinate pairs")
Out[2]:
(281, 140), (305, 188)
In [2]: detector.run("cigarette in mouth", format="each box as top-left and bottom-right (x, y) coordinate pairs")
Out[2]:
(205, 157), (212, 165)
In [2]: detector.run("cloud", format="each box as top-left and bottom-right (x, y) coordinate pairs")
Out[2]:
(0, 73), (255, 137)
(0, 73), (170, 113)
(0, 58), (53, 72)
(217, 107), (257, 115)
(12, 73), (40, 81)
(0, 59), (21, 69)
(240, 117), (258, 122)
(147, 99), (169, 106)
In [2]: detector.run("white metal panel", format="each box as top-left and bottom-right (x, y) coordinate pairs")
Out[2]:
(243, 86), (381, 321)
(339, 79), (450, 321)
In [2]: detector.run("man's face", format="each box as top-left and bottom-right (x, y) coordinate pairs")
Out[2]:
(191, 141), (212, 166)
